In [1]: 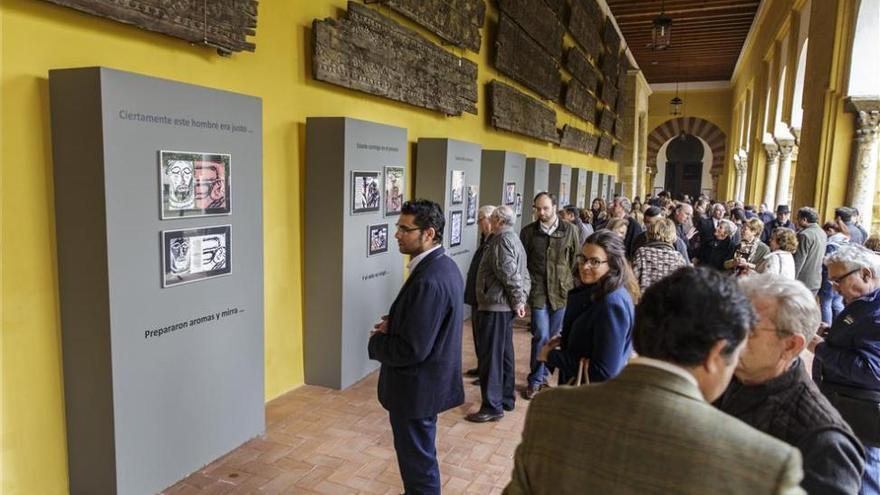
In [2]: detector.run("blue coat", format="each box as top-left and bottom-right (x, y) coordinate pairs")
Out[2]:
(815, 287), (880, 392)
(368, 247), (465, 418)
(551, 284), (635, 383)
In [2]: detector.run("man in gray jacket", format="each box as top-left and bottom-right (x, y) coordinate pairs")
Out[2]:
(794, 207), (826, 294)
(467, 206), (531, 423)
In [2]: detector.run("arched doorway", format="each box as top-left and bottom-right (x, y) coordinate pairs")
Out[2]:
(664, 133), (704, 198)
(647, 117), (727, 198)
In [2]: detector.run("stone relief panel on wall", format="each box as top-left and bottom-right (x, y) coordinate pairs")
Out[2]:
(567, 0), (603, 60)
(559, 125), (598, 155)
(313, 2), (478, 116)
(598, 133), (614, 159)
(40, 0), (258, 53)
(564, 47), (600, 94)
(564, 80), (598, 123)
(488, 80), (559, 143)
(494, 13), (561, 101)
(378, 0), (486, 53)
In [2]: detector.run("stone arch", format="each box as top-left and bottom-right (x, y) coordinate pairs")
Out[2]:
(647, 117), (727, 174)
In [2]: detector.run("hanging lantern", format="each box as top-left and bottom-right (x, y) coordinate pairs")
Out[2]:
(670, 95), (683, 116)
(652, 12), (672, 50)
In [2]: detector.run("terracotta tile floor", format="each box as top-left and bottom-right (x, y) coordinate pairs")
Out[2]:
(162, 319), (533, 494)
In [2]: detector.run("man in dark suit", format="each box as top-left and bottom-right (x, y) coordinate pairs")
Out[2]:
(762, 204), (795, 243)
(368, 199), (464, 495)
(696, 202), (726, 263)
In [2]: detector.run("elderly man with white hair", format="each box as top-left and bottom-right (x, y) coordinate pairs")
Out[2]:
(810, 244), (880, 495)
(467, 205), (530, 423)
(716, 273), (864, 494)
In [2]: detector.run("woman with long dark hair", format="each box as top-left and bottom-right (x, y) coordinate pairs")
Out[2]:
(538, 230), (639, 384)
(591, 198), (609, 231)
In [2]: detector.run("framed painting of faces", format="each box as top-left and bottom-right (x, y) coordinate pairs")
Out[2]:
(450, 170), (465, 205)
(504, 182), (516, 205)
(160, 150), (231, 219)
(449, 210), (463, 247)
(162, 225), (231, 288)
(515, 194), (523, 217)
(384, 166), (404, 216)
(367, 223), (389, 256)
(466, 185), (478, 225)
(352, 170), (381, 214)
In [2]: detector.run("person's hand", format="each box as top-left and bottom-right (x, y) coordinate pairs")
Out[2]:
(686, 227), (698, 240)
(514, 304), (526, 319)
(817, 322), (831, 338)
(371, 315), (389, 336)
(807, 334), (824, 353)
(538, 335), (562, 362)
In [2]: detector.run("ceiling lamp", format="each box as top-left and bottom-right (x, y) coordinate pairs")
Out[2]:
(652, 2), (672, 51)
(670, 80), (683, 115)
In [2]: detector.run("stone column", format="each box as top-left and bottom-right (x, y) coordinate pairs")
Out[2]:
(762, 141), (780, 209)
(732, 153), (743, 201)
(738, 149), (750, 202)
(846, 98), (880, 231)
(775, 139), (796, 207)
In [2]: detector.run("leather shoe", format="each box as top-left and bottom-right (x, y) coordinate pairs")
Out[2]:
(465, 411), (503, 423)
(464, 367), (479, 377)
(522, 384), (543, 400)
(502, 403), (515, 412)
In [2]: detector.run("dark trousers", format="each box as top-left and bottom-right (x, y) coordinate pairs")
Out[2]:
(470, 308), (481, 369)
(389, 412), (440, 495)
(476, 310), (515, 414)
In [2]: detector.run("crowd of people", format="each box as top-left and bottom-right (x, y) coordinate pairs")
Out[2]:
(369, 194), (880, 495)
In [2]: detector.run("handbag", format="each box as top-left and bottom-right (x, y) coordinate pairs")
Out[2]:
(821, 382), (880, 446)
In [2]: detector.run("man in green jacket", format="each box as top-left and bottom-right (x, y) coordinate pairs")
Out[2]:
(793, 207), (826, 294)
(519, 192), (580, 400)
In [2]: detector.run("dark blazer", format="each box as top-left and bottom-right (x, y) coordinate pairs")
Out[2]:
(368, 247), (465, 418)
(550, 285), (634, 383)
(623, 217), (644, 259)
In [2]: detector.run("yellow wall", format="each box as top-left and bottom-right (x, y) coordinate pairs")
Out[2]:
(647, 88), (732, 138)
(0, 1), (621, 493)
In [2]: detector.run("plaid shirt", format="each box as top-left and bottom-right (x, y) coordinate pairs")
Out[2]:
(633, 243), (687, 291)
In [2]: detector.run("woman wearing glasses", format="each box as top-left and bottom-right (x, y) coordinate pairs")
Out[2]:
(809, 244), (880, 495)
(537, 230), (639, 384)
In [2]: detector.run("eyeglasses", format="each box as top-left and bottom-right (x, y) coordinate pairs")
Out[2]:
(576, 255), (608, 268)
(830, 268), (861, 286)
(395, 224), (421, 234)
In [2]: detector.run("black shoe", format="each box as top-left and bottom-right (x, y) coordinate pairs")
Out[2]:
(464, 368), (479, 377)
(471, 378), (480, 385)
(465, 411), (503, 423)
(522, 384), (543, 400)
(502, 403), (515, 412)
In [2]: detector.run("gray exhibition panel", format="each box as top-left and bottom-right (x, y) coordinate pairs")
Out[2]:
(586, 171), (601, 205)
(415, 138), (482, 290)
(548, 163), (572, 208)
(607, 176), (617, 201)
(600, 174), (610, 200)
(523, 157), (549, 221)
(571, 168), (589, 208)
(481, 150), (527, 232)
(304, 117), (406, 390)
(49, 67), (264, 495)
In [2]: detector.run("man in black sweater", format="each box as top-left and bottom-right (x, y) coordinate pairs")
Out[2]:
(715, 273), (865, 495)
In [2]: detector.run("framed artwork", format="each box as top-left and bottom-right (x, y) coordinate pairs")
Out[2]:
(450, 170), (465, 204)
(162, 225), (231, 288)
(384, 166), (405, 216)
(351, 170), (381, 214)
(515, 194), (523, 217)
(504, 182), (516, 205)
(560, 182), (569, 207)
(367, 223), (389, 256)
(465, 185), (478, 225)
(449, 210), (463, 247)
(160, 150), (231, 219)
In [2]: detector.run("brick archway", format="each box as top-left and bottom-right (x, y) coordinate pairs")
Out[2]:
(647, 117), (726, 174)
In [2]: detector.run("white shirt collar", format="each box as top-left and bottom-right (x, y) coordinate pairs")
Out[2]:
(540, 216), (559, 235)
(407, 244), (442, 272)
(630, 357), (700, 390)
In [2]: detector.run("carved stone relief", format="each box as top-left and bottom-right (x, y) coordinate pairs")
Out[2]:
(495, 13), (561, 101)
(381, 0), (485, 53)
(559, 125), (598, 154)
(498, 0), (564, 61)
(564, 47), (599, 94)
(40, 0), (258, 53)
(488, 80), (559, 143)
(564, 80), (598, 123)
(612, 143), (624, 162)
(603, 17), (621, 54)
(613, 117), (625, 139)
(597, 133), (614, 159)
(313, 3), (478, 116)
(599, 108), (616, 133)
(601, 81), (618, 109)
(567, 0), (603, 61)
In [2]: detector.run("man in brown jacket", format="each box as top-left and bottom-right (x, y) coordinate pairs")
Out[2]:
(505, 267), (805, 495)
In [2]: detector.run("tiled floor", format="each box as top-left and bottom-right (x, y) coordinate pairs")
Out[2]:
(162, 319), (533, 494)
